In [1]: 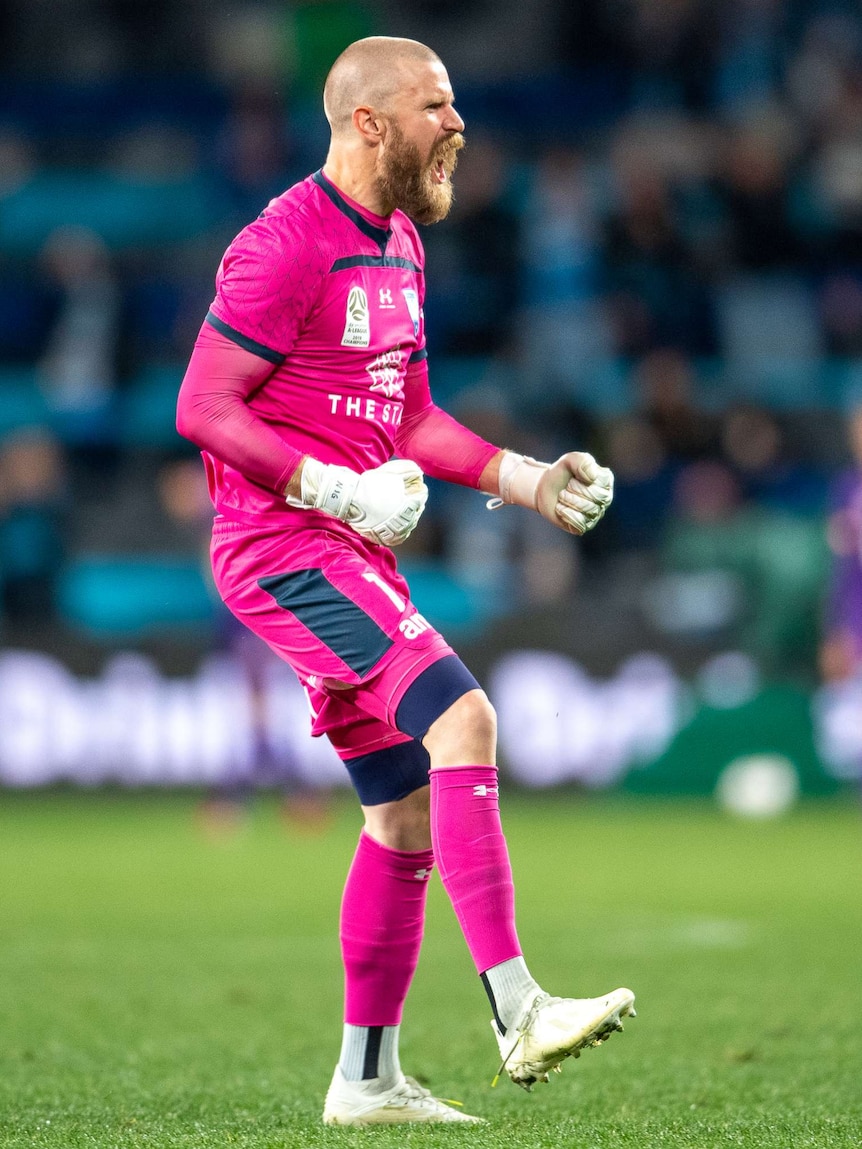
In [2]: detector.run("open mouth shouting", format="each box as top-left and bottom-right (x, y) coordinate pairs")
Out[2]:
(432, 134), (464, 184)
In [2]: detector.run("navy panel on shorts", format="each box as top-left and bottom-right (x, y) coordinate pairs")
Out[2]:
(257, 568), (394, 677)
(395, 654), (481, 739)
(343, 739), (431, 805)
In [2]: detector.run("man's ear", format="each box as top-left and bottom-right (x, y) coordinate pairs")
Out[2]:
(353, 106), (385, 146)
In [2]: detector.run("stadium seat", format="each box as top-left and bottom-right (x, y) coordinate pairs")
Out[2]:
(58, 555), (216, 638)
(396, 557), (494, 636)
(0, 173), (223, 253)
(0, 367), (50, 434)
(823, 358), (862, 410)
(118, 363), (185, 448)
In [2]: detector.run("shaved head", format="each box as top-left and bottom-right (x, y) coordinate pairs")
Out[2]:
(322, 36), (464, 223)
(324, 37), (441, 136)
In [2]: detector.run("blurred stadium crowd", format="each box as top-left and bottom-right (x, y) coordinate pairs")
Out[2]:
(1, 0), (862, 686)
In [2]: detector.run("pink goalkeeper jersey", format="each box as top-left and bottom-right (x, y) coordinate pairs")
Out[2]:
(204, 170), (428, 526)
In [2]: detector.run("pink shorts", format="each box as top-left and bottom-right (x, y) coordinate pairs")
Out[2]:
(211, 518), (458, 759)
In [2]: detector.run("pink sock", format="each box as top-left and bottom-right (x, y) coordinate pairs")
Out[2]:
(340, 830), (433, 1026)
(430, 765), (522, 973)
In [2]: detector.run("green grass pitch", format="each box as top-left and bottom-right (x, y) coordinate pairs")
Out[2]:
(1, 789), (860, 1148)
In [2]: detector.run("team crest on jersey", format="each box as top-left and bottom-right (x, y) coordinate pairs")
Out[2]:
(342, 285), (370, 347)
(402, 289), (420, 337)
(366, 349), (405, 399)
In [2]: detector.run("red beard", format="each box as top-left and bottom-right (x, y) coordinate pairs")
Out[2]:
(377, 125), (464, 224)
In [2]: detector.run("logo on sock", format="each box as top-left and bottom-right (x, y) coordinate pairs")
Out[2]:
(472, 784), (499, 798)
(413, 867), (433, 881)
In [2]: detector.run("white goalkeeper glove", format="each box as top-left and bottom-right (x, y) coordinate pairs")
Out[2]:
(286, 457), (428, 546)
(491, 450), (614, 536)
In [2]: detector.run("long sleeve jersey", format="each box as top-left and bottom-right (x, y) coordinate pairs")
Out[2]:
(177, 169), (498, 531)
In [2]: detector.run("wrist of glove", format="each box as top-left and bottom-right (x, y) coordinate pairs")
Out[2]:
(286, 457), (428, 546)
(492, 450), (614, 536)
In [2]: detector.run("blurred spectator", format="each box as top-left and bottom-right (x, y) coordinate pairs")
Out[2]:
(214, 80), (296, 222)
(789, 17), (862, 267)
(602, 414), (677, 551)
(716, 114), (804, 271)
(0, 129), (35, 199)
(423, 135), (520, 357)
(810, 120), (862, 268)
(0, 429), (68, 624)
(786, 13), (861, 134)
(523, 146), (601, 309)
(654, 458), (828, 671)
(0, 133), (54, 362)
(518, 144), (611, 398)
(632, 348), (717, 462)
(559, 0), (718, 110)
(156, 455), (214, 556)
(36, 227), (127, 446)
(821, 404), (862, 681)
(207, 4), (286, 87)
(719, 403), (826, 515)
(603, 145), (714, 355)
(819, 274), (862, 355)
(711, 0), (785, 113)
(627, 0), (719, 111)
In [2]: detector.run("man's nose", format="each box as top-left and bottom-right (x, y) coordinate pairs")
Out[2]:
(445, 106), (465, 133)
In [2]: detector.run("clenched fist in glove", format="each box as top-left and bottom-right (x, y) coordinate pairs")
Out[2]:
(286, 457), (429, 546)
(493, 450), (614, 536)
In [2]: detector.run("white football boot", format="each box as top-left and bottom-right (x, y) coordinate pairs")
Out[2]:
(494, 987), (636, 1090)
(322, 1066), (484, 1125)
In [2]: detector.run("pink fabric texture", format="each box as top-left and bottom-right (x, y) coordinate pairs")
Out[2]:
(341, 830), (434, 1026)
(177, 323), (303, 496)
(179, 171), (431, 527)
(176, 172), (501, 528)
(430, 765), (522, 974)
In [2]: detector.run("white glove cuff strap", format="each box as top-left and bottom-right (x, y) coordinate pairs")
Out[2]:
(497, 451), (548, 510)
(285, 457), (356, 521)
(299, 457), (325, 505)
(285, 456), (324, 509)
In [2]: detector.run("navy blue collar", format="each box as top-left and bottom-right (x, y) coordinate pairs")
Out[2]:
(313, 170), (391, 255)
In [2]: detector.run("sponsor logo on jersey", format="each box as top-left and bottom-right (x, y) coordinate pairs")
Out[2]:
(402, 288), (420, 336)
(366, 348), (405, 399)
(378, 287), (395, 309)
(342, 285), (370, 347)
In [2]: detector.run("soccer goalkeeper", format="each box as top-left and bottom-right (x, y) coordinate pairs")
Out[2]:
(177, 35), (634, 1126)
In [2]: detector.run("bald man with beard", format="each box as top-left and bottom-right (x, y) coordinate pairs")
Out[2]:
(177, 36), (633, 1125)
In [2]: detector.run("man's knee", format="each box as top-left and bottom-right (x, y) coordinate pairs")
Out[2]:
(435, 689), (497, 741)
(423, 689), (497, 767)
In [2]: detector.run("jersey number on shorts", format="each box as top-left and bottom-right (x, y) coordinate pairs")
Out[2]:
(362, 571), (431, 641)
